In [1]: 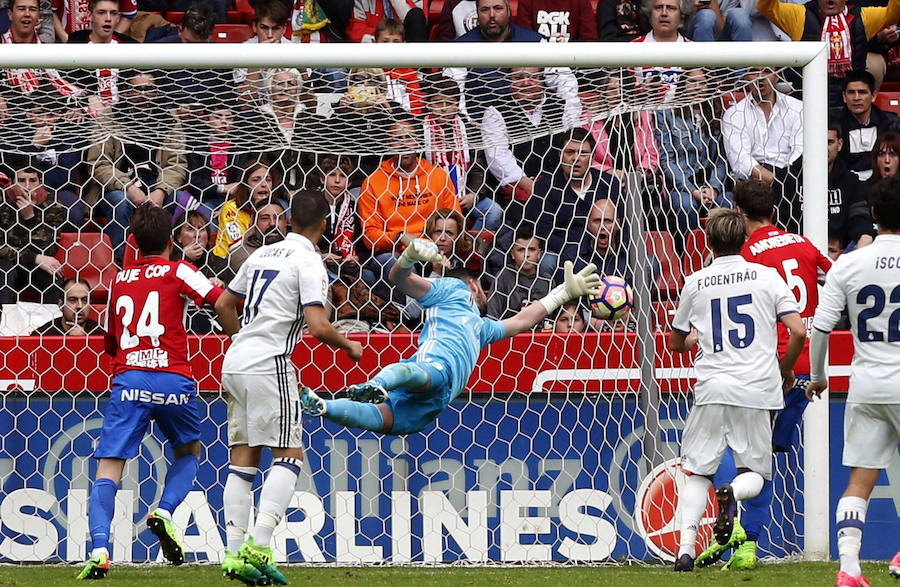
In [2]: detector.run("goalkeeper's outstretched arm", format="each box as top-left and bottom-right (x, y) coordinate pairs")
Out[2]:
(503, 261), (601, 338)
(389, 238), (444, 299)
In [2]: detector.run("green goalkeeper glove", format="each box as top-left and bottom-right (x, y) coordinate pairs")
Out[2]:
(397, 238), (443, 269)
(539, 261), (602, 314)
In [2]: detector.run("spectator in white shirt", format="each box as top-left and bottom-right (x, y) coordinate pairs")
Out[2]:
(721, 66), (803, 185)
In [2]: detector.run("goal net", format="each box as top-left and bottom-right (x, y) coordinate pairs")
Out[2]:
(0, 42), (828, 564)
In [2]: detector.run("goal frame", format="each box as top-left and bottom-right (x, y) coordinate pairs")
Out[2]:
(0, 40), (830, 561)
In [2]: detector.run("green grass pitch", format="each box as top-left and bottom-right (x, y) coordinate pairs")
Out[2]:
(0, 562), (895, 586)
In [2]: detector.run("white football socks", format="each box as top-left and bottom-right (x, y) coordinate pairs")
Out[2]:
(223, 465), (257, 554)
(678, 474), (712, 558)
(253, 458), (301, 548)
(731, 471), (765, 501)
(836, 496), (867, 576)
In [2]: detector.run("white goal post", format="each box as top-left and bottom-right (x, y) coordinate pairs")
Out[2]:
(0, 40), (830, 563)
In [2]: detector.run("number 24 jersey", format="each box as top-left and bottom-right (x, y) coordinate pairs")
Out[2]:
(673, 255), (799, 409)
(105, 257), (222, 379)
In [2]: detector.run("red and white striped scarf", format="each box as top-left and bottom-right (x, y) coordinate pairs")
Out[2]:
(822, 9), (853, 77)
(423, 114), (470, 193)
(1, 30), (85, 97)
(330, 191), (355, 257)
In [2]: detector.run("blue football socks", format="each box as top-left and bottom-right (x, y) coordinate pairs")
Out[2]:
(324, 399), (385, 432)
(159, 454), (199, 514)
(88, 477), (118, 552)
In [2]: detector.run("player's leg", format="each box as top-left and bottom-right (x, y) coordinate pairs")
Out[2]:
(236, 445), (300, 586)
(236, 369), (306, 585)
(676, 405), (729, 572)
(716, 406), (770, 571)
(79, 373), (153, 580)
(347, 361), (432, 402)
(301, 385), (393, 433)
(222, 444), (264, 585)
(697, 449), (745, 567)
(220, 373), (265, 585)
(148, 375), (204, 565)
(77, 458), (126, 580)
(835, 403), (898, 586)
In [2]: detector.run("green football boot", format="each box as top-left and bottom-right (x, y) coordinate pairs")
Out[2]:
(238, 536), (287, 585)
(222, 550), (267, 585)
(722, 540), (757, 571)
(76, 551), (109, 580)
(147, 509), (185, 565)
(696, 519), (747, 568)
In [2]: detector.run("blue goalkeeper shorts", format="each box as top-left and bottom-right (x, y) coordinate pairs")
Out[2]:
(772, 375), (810, 452)
(384, 359), (453, 436)
(94, 370), (201, 460)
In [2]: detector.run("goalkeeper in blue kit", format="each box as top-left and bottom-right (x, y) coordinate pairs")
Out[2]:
(300, 239), (601, 434)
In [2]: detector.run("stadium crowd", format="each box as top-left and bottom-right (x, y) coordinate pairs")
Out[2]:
(0, 0), (892, 335)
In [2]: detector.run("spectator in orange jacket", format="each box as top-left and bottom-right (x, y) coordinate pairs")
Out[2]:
(358, 117), (460, 301)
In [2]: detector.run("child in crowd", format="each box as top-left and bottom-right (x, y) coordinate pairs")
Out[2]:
(181, 97), (246, 227)
(373, 18), (423, 115)
(486, 226), (551, 320)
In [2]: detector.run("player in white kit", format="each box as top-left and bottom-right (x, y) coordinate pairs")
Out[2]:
(668, 208), (806, 572)
(807, 177), (900, 587)
(214, 190), (364, 585)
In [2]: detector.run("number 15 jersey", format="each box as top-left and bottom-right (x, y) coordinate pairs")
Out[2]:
(106, 257), (222, 379)
(222, 233), (329, 375)
(672, 255), (799, 409)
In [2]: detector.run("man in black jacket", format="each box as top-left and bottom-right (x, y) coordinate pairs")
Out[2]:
(837, 70), (900, 181)
(828, 121), (876, 250)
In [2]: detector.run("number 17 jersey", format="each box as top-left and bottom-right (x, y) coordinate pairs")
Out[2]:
(672, 255), (799, 409)
(222, 233), (329, 375)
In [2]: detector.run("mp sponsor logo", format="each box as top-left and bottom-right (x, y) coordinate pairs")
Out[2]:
(633, 459), (716, 562)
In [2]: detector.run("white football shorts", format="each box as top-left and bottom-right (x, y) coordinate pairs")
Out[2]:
(681, 404), (773, 480)
(222, 371), (303, 449)
(843, 402), (900, 469)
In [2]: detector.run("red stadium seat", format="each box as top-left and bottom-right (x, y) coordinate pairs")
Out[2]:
(214, 24), (254, 43)
(428, 0), (442, 24)
(874, 91), (900, 116)
(165, 10), (184, 23)
(234, 0), (254, 25)
(55, 233), (118, 303)
(226, 9), (246, 23)
(682, 227), (711, 278)
(644, 230), (683, 300)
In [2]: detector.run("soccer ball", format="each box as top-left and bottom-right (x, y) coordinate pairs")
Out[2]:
(589, 275), (633, 321)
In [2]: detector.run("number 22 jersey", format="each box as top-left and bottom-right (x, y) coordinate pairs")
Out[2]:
(105, 257), (223, 379)
(672, 255), (799, 409)
(813, 234), (900, 404)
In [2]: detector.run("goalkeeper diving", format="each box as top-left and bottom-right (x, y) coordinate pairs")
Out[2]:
(300, 239), (601, 434)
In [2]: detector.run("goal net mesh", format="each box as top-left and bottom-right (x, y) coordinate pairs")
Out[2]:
(0, 62), (807, 564)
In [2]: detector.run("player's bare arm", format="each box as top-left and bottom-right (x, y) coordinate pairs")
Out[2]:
(389, 238), (444, 299)
(303, 304), (363, 361)
(778, 311), (806, 391)
(214, 289), (243, 337)
(668, 328), (698, 353)
(503, 261), (601, 338)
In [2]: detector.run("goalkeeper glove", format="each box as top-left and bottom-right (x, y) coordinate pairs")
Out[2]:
(397, 238), (443, 269)
(539, 261), (602, 314)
